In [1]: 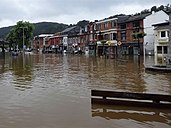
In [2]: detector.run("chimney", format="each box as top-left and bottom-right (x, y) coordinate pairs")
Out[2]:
(152, 11), (155, 14)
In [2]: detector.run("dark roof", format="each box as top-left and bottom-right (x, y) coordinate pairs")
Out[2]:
(128, 13), (150, 22)
(62, 26), (77, 33)
(61, 26), (80, 36)
(118, 13), (151, 24)
(153, 22), (169, 30)
(117, 15), (130, 23)
(153, 21), (169, 27)
(99, 14), (126, 22)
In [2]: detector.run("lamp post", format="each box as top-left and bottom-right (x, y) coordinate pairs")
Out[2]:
(20, 27), (27, 52)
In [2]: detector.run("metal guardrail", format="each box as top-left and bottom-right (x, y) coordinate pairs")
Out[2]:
(91, 90), (171, 108)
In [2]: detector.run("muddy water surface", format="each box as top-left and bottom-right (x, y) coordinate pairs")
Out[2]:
(0, 54), (171, 128)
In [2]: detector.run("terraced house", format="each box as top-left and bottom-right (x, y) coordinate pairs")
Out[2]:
(86, 22), (97, 55)
(33, 34), (53, 52)
(89, 14), (148, 56)
(117, 14), (149, 55)
(48, 32), (63, 53)
(33, 10), (170, 57)
(95, 17), (118, 57)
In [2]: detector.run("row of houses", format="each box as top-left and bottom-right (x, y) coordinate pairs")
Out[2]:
(33, 10), (170, 60)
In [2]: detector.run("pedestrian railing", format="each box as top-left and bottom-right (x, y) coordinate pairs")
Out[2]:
(91, 90), (171, 108)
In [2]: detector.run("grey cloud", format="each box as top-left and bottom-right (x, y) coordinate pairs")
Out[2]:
(0, 0), (170, 27)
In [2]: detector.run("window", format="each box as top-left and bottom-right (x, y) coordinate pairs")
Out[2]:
(45, 41), (48, 45)
(94, 34), (97, 40)
(113, 33), (117, 40)
(164, 46), (168, 54)
(104, 34), (108, 40)
(104, 22), (108, 29)
(160, 31), (166, 38)
(90, 34), (93, 40)
(85, 26), (88, 32)
(97, 24), (101, 30)
(110, 33), (117, 40)
(157, 46), (162, 54)
(133, 28), (140, 33)
(94, 24), (96, 30)
(133, 21), (140, 28)
(157, 46), (168, 54)
(90, 26), (93, 31)
(111, 21), (116, 28)
(121, 31), (126, 41)
(120, 24), (126, 29)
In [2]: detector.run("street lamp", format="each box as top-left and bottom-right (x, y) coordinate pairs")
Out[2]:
(20, 27), (27, 52)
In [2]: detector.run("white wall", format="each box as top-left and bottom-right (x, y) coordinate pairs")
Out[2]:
(63, 36), (68, 46)
(144, 11), (169, 55)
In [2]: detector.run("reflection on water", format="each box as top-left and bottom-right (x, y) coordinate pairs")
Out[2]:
(0, 53), (171, 128)
(92, 103), (171, 127)
(0, 58), (5, 74)
(9, 54), (33, 91)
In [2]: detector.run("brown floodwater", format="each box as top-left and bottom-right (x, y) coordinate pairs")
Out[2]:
(0, 53), (171, 128)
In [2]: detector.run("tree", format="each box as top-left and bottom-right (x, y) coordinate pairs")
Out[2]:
(6, 21), (34, 50)
(6, 26), (15, 51)
(151, 6), (157, 12)
(158, 5), (164, 11)
(132, 32), (146, 55)
(132, 32), (146, 39)
(141, 9), (150, 14)
(76, 20), (89, 27)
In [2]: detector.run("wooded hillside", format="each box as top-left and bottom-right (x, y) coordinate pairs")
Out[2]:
(0, 22), (69, 39)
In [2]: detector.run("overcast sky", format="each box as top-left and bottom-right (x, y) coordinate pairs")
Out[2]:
(0, 0), (170, 28)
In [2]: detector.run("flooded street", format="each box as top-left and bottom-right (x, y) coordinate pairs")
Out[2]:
(0, 53), (171, 128)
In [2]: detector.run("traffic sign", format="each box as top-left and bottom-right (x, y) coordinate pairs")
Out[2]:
(117, 41), (122, 46)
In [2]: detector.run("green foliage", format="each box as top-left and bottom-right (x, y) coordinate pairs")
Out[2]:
(0, 22), (68, 39)
(141, 9), (150, 14)
(159, 5), (164, 11)
(0, 26), (13, 39)
(76, 20), (89, 27)
(33, 22), (68, 35)
(132, 32), (146, 39)
(6, 21), (34, 49)
(101, 40), (107, 44)
(151, 6), (157, 12)
(6, 29), (16, 49)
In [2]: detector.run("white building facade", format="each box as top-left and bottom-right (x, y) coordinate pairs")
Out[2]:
(144, 11), (169, 55)
(153, 22), (169, 65)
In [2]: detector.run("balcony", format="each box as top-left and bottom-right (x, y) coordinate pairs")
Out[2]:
(157, 38), (169, 43)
